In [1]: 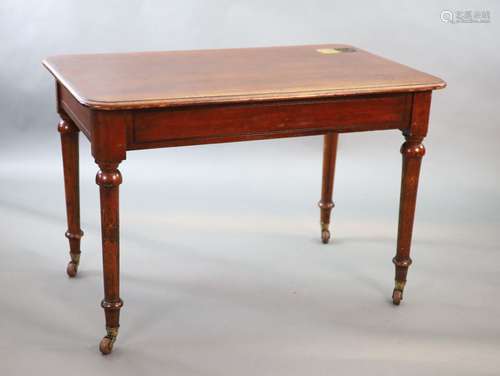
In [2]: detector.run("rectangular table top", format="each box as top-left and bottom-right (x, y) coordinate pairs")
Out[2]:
(43, 44), (445, 110)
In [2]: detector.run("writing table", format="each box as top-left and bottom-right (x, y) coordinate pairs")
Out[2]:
(43, 44), (445, 354)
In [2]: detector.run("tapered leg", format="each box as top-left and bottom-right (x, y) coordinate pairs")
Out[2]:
(392, 135), (425, 305)
(318, 133), (339, 243)
(58, 119), (83, 277)
(96, 163), (123, 354)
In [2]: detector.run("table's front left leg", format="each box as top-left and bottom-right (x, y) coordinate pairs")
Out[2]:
(96, 162), (123, 354)
(392, 135), (425, 305)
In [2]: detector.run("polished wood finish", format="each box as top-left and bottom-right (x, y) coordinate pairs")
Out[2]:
(58, 118), (83, 277)
(392, 91), (431, 305)
(129, 93), (410, 149)
(44, 44), (445, 354)
(57, 83), (412, 150)
(43, 44), (444, 110)
(319, 133), (339, 243)
(96, 163), (123, 353)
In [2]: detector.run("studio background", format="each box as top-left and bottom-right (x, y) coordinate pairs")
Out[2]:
(1, 1), (499, 375)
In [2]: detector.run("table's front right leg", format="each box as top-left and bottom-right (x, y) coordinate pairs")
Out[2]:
(96, 162), (123, 355)
(392, 135), (425, 305)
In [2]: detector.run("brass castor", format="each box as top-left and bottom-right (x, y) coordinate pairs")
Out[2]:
(66, 261), (78, 277)
(392, 280), (406, 305)
(66, 253), (80, 277)
(321, 229), (330, 244)
(392, 289), (403, 305)
(99, 327), (118, 355)
(320, 222), (331, 244)
(99, 336), (114, 355)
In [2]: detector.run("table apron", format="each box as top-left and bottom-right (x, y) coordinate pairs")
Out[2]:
(127, 93), (412, 149)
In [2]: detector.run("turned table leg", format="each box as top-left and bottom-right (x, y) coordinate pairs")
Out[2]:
(318, 132), (339, 243)
(58, 119), (83, 277)
(96, 162), (123, 354)
(392, 135), (426, 305)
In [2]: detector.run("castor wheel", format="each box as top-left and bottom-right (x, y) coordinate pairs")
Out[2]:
(99, 336), (114, 355)
(99, 327), (118, 355)
(392, 289), (403, 305)
(321, 229), (330, 244)
(66, 261), (78, 277)
(66, 252), (80, 277)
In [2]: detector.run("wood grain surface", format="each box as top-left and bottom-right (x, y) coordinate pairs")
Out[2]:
(44, 44), (445, 110)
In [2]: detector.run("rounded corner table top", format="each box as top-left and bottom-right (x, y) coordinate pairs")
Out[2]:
(43, 44), (446, 110)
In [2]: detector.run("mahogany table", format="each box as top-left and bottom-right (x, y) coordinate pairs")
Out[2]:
(43, 44), (445, 354)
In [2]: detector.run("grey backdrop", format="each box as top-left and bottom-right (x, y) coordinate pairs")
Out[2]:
(1, 1), (499, 375)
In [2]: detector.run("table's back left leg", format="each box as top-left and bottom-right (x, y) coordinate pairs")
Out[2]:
(58, 118), (83, 277)
(318, 132), (339, 243)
